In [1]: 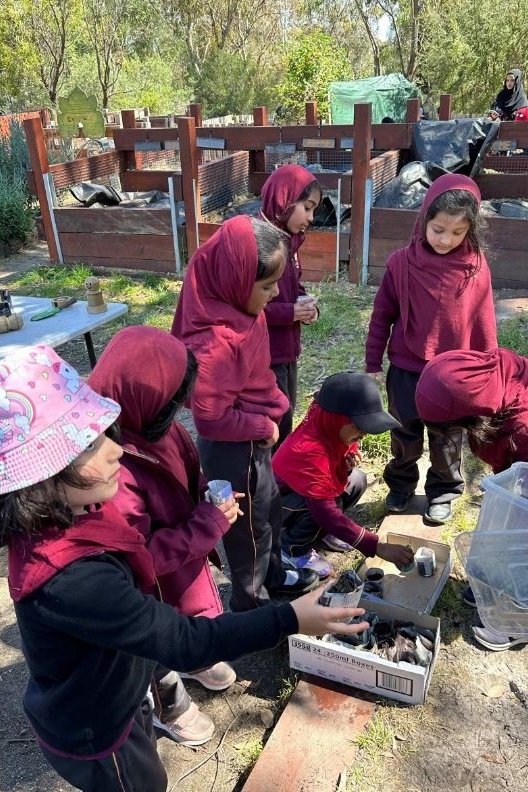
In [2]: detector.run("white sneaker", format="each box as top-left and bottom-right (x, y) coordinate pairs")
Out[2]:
(472, 625), (528, 652)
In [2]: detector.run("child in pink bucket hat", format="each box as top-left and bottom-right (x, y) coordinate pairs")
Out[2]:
(0, 345), (120, 494)
(0, 345), (369, 792)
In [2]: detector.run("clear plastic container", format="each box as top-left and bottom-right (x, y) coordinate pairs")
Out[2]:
(454, 462), (528, 636)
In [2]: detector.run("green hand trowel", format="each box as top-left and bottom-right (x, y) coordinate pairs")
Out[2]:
(31, 297), (77, 321)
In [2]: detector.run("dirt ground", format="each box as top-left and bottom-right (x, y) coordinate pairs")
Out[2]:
(1, 244), (528, 792)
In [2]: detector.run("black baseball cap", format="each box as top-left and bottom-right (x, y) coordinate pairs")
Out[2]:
(316, 372), (401, 434)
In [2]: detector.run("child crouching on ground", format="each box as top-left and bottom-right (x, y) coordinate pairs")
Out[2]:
(1, 345), (368, 792)
(272, 373), (415, 578)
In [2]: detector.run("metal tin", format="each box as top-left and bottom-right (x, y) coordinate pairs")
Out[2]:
(415, 547), (436, 577)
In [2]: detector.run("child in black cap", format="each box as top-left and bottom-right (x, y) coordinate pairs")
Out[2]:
(272, 372), (415, 577)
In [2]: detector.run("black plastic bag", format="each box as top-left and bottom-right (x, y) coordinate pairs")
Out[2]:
(410, 118), (498, 174)
(374, 161), (449, 209)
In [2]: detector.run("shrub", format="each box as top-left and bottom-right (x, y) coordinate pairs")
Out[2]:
(0, 120), (35, 244)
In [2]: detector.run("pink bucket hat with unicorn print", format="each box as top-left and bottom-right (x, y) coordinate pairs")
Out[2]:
(0, 345), (121, 495)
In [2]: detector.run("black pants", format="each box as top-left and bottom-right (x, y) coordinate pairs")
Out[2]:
(281, 468), (368, 557)
(40, 700), (167, 792)
(198, 438), (284, 611)
(271, 361), (297, 450)
(151, 667), (190, 722)
(384, 365), (464, 504)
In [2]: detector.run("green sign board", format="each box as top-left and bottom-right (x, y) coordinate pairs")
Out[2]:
(57, 87), (105, 138)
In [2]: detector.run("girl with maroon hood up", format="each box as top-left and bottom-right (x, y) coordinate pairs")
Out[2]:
(89, 325), (242, 738)
(171, 216), (318, 611)
(416, 346), (528, 653)
(416, 347), (528, 475)
(365, 174), (497, 526)
(260, 165), (321, 447)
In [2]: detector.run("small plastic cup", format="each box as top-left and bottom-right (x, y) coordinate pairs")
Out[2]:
(206, 480), (233, 506)
(296, 295), (317, 308)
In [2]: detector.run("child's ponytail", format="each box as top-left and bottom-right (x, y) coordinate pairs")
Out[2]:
(251, 217), (287, 280)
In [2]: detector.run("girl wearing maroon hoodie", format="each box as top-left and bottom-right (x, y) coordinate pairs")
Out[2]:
(171, 216), (318, 611)
(365, 174), (497, 526)
(260, 165), (321, 447)
(89, 326), (241, 742)
(416, 346), (528, 653)
(416, 347), (528, 476)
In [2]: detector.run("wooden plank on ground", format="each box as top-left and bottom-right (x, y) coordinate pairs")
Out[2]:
(242, 675), (374, 792)
(377, 494), (444, 544)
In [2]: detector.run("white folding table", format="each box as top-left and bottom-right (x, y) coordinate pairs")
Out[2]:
(0, 295), (129, 367)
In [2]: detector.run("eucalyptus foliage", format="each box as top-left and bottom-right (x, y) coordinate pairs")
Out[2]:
(1, 0), (527, 120)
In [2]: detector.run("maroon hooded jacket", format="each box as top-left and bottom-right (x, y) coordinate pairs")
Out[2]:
(89, 326), (229, 618)
(416, 347), (528, 473)
(366, 174), (497, 374)
(260, 165), (317, 365)
(171, 215), (288, 440)
(9, 501), (155, 602)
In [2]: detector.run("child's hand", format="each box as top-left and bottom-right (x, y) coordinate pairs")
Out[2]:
(293, 302), (317, 323)
(301, 307), (318, 325)
(368, 371), (384, 385)
(377, 542), (414, 570)
(346, 449), (363, 469)
(215, 493), (245, 524)
(290, 584), (369, 636)
(260, 421), (279, 448)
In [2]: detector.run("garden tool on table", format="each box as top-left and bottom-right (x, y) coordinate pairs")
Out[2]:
(31, 296), (78, 322)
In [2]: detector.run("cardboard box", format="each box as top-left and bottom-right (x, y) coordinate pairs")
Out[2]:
(359, 532), (452, 613)
(288, 532), (451, 704)
(289, 599), (440, 705)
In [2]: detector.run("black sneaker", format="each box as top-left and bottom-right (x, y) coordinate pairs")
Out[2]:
(462, 584), (477, 607)
(269, 568), (319, 595)
(385, 491), (413, 513)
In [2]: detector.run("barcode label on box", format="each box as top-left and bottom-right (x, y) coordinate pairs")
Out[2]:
(376, 671), (413, 697)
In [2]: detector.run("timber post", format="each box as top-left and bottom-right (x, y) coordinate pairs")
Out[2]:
(349, 102), (371, 284)
(178, 116), (200, 257)
(23, 117), (60, 263)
